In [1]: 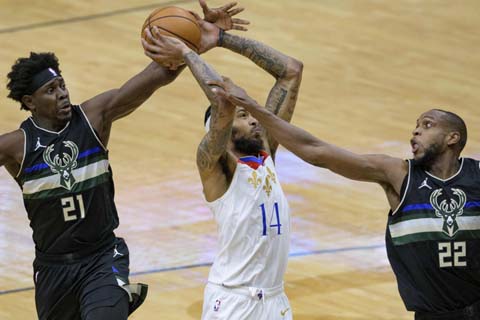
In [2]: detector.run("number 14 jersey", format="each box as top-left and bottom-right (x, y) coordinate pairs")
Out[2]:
(206, 152), (291, 289)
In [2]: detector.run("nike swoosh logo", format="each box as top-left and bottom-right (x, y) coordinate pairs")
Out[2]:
(280, 307), (290, 316)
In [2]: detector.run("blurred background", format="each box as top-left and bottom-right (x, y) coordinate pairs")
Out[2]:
(1, 0), (479, 319)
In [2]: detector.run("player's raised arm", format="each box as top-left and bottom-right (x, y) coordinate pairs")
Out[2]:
(212, 77), (407, 187)
(219, 32), (303, 156)
(142, 15), (241, 200)
(80, 43), (184, 146)
(182, 50), (237, 200)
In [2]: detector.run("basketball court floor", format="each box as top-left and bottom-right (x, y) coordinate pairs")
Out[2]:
(1, 1), (479, 319)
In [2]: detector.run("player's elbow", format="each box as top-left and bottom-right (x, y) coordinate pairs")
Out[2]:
(284, 58), (303, 81)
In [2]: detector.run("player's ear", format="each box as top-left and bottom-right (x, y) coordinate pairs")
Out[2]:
(446, 131), (460, 147)
(21, 95), (35, 112)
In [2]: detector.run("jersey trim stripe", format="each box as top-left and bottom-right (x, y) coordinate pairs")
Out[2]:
(392, 160), (411, 215)
(389, 216), (480, 245)
(16, 128), (27, 178)
(402, 201), (480, 213)
(24, 146), (103, 174)
(20, 153), (108, 184)
(23, 173), (111, 200)
(391, 230), (480, 245)
(391, 210), (479, 223)
(78, 105), (107, 151)
(23, 159), (110, 195)
(424, 158), (464, 182)
(28, 117), (70, 135)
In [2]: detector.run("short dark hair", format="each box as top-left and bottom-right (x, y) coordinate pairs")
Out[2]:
(434, 109), (467, 153)
(6, 52), (61, 110)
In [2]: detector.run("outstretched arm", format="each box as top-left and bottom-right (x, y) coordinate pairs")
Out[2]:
(221, 33), (303, 156)
(212, 77), (407, 189)
(143, 29), (238, 200)
(80, 55), (184, 146)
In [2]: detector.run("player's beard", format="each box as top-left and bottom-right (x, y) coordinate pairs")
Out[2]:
(233, 136), (264, 156)
(416, 142), (442, 168)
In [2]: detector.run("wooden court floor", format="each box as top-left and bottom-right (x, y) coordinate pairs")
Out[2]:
(1, 0), (479, 319)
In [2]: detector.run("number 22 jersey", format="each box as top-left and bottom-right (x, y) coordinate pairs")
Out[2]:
(386, 158), (480, 313)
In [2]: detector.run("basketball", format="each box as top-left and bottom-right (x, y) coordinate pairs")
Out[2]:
(141, 6), (201, 53)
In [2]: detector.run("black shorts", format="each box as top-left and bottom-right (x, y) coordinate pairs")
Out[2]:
(33, 237), (141, 320)
(415, 300), (480, 320)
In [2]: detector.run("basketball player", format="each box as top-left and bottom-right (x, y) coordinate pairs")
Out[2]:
(0, 2), (247, 319)
(142, 6), (303, 319)
(208, 78), (480, 320)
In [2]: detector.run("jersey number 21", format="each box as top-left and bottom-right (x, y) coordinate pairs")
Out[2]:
(61, 194), (85, 222)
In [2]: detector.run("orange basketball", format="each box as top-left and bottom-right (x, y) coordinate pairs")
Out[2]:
(141, 6), (201, 53)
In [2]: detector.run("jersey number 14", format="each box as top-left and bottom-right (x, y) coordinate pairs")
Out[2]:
(260, 202), (282, 236)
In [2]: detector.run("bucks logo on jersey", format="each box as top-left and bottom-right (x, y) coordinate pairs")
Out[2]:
(430, 188), (467, 237)
(43, 141), (79, 190)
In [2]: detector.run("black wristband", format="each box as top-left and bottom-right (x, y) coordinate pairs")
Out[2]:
(218, 29), (225, 47)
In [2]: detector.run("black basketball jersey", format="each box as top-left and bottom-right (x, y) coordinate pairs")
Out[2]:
(15, 105), (118, 257)
(386, 158), (480, 313)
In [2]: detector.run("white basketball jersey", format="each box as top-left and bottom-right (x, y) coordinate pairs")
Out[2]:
(206, 153), (290, 288)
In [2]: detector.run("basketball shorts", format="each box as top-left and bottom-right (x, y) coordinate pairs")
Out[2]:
(33, 237), (147, 320)
(415, 299), (480, 320)
(201, 282), (292, 320)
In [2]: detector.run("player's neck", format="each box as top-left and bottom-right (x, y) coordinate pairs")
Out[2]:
(426, 153), (461, 180)
(31, 115), (69, 132)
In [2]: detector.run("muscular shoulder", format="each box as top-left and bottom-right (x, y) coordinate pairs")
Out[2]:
(374, 154), (408, 181)
(378, 155), (408, 196)
(198, 150), (237, 202)
(0, 129), (25, 170)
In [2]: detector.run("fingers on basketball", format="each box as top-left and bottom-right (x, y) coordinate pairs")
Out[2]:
(141, 6), (201, 53)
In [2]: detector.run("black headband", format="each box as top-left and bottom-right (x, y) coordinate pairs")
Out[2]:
(25, 68), (60, 95)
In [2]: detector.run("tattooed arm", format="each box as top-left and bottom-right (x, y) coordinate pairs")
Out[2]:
(183, 50), (237, 202)
(221, 33), (303, 157)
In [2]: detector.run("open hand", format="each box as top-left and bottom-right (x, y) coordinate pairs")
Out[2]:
(199, 0), (249, 31)
(207, 76), (257, 107)
(142, 26), (191, 68)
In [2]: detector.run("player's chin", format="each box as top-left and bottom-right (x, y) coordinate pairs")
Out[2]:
(413, 150), (426, 162)
(57, 110), (72, 122)
(251, 134), (263, 144)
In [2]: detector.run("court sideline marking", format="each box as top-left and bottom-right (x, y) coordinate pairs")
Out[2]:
(0, 0), (194, 34)
(0, 244), (384, 296)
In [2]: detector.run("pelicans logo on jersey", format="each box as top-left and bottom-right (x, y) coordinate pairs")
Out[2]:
(43, 141), (79, 190)
(430, 188), (467, 237)
(247, 165), (277, 197)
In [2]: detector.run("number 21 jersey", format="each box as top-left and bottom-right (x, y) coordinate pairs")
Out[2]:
(15, 105), (118, 257)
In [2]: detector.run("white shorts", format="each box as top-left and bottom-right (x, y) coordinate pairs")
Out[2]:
(201, 282), (292, 320)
